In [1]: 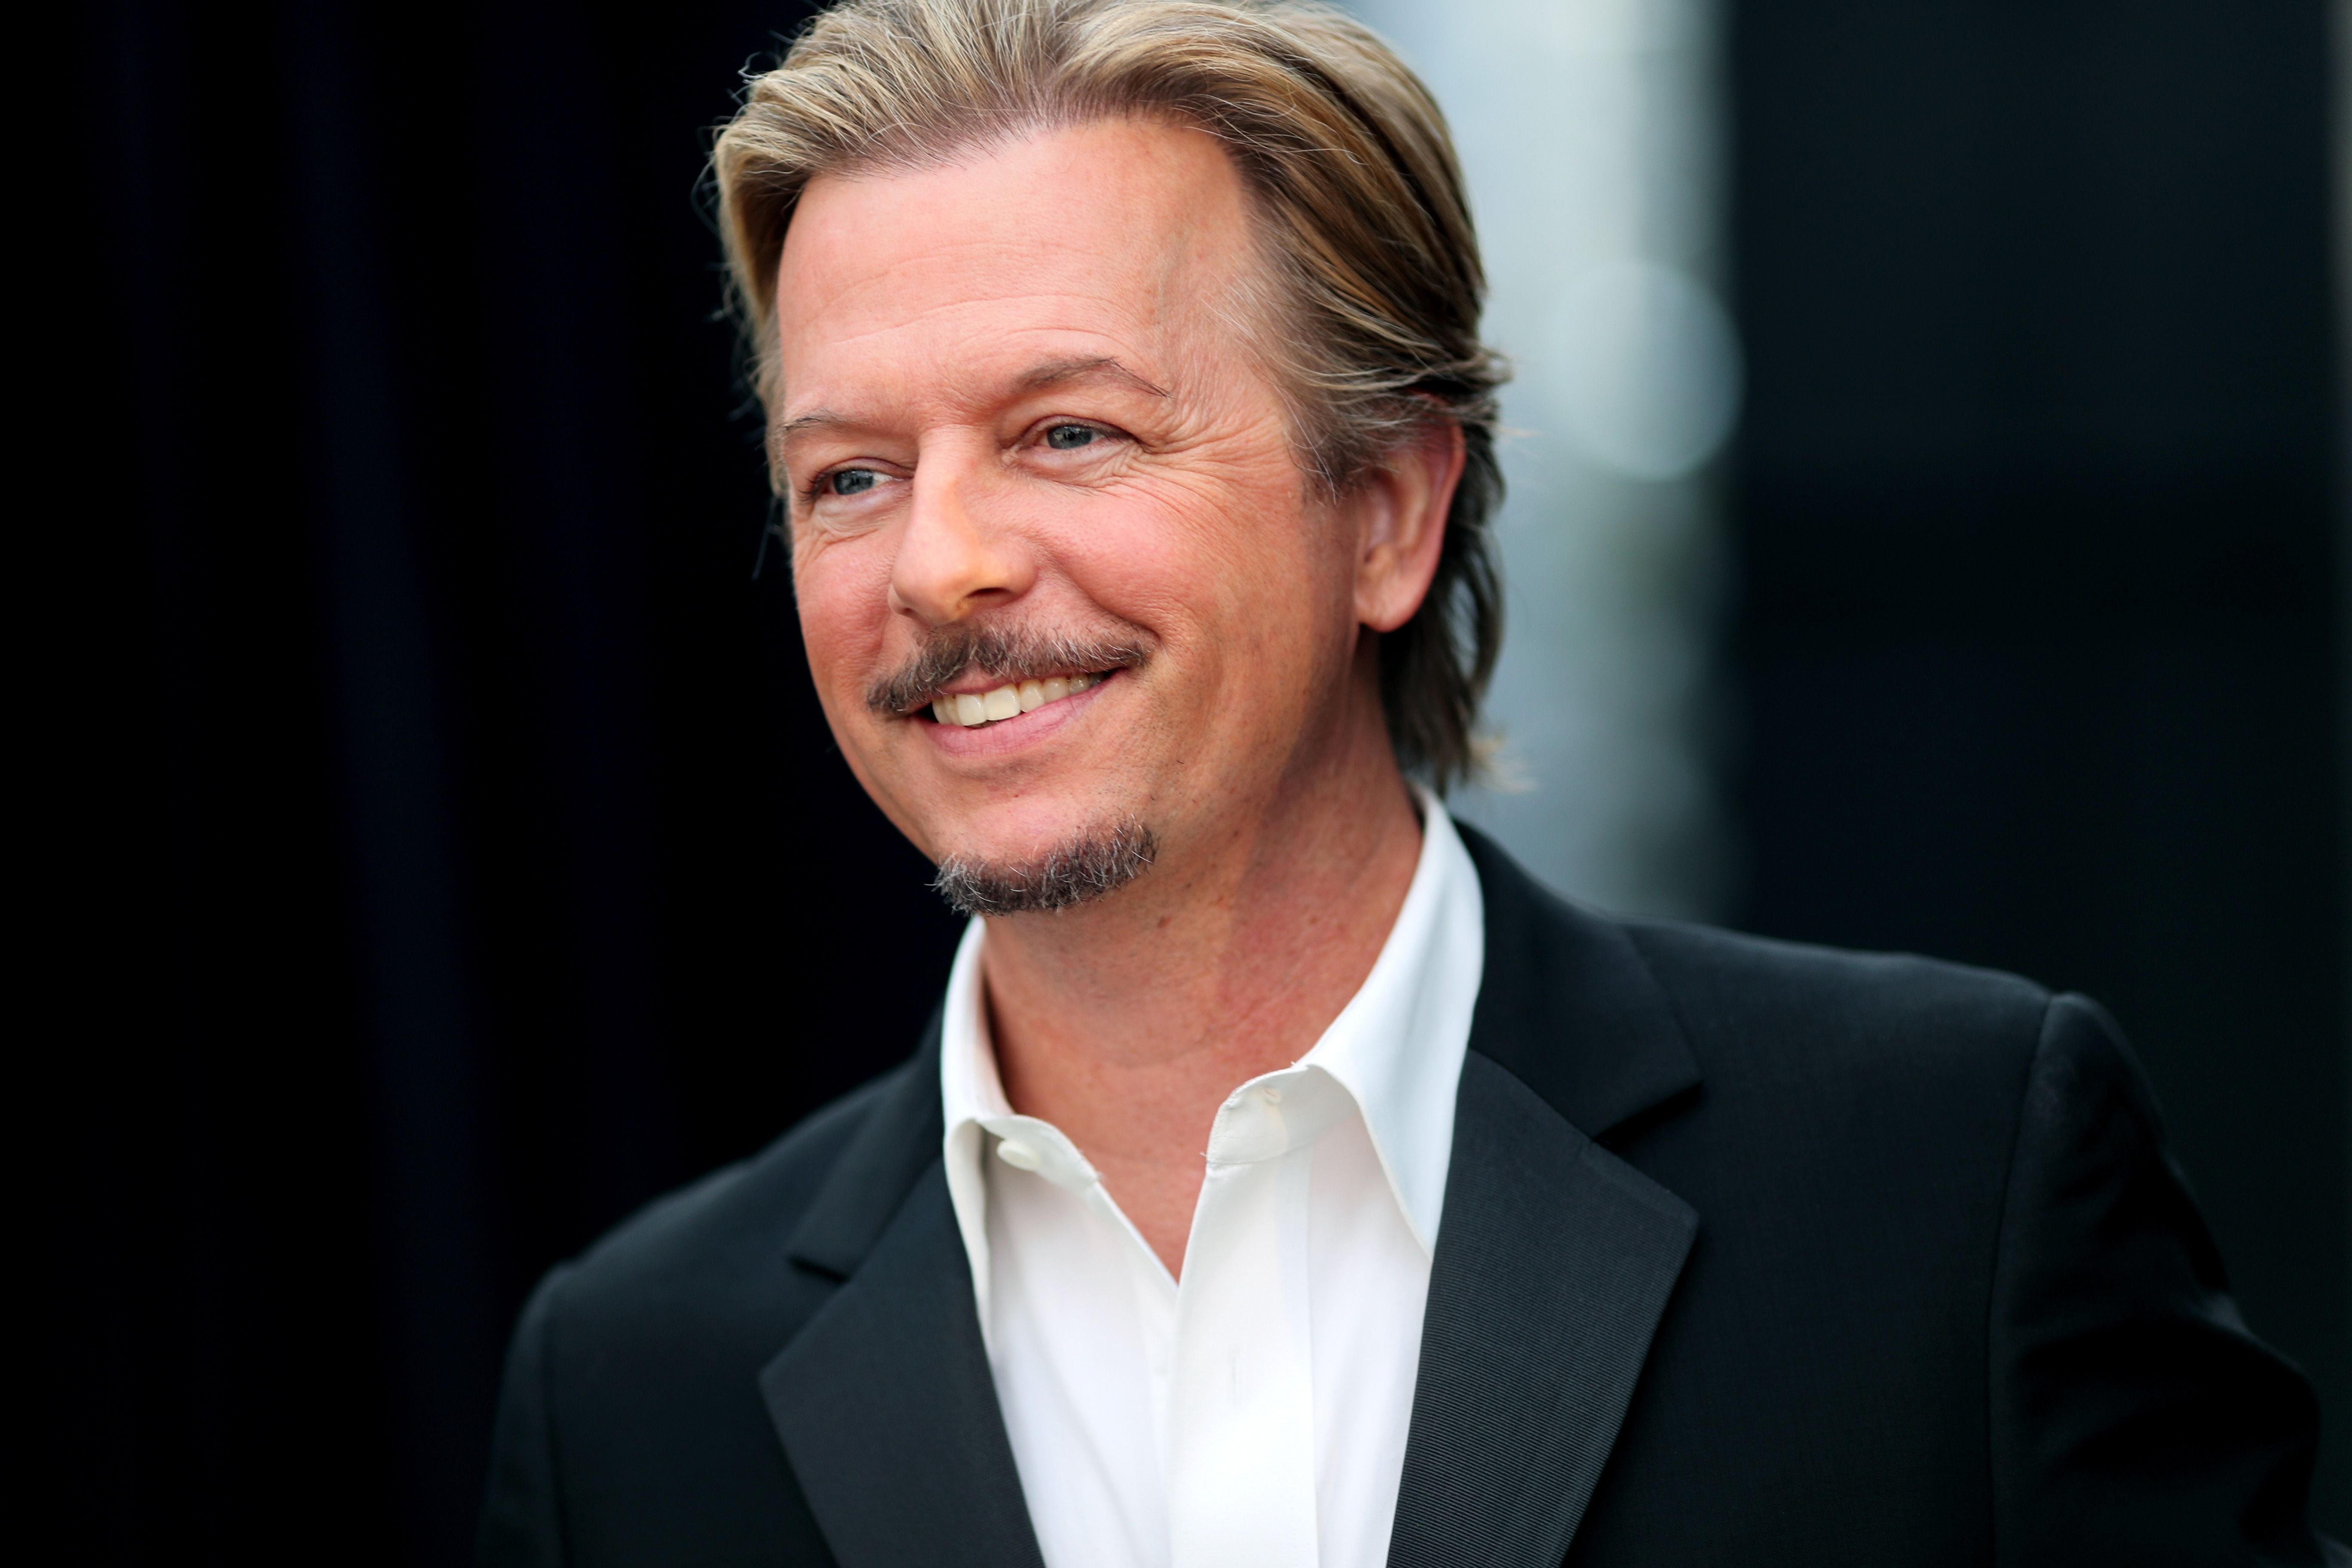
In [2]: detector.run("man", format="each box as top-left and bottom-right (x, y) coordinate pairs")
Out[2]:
(479, 1), (2343, 1564)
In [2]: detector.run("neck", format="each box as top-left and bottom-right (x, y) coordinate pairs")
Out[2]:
(979, 694), (1424, 1275)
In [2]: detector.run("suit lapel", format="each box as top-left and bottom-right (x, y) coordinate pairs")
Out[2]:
(1387, 827), (1705, 1568)
(1387, 1052), (1696, 1568)
(1453, 824), (1702, 1143)
(760, 1028), (1047, 1568)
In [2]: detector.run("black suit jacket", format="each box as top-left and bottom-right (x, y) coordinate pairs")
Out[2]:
(480, 827), (2342, 1566)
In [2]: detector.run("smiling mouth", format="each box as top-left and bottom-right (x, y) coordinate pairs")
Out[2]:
(927, 672), (1104, 729)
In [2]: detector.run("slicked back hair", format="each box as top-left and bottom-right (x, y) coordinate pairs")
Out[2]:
(713, 0), (1505, 788)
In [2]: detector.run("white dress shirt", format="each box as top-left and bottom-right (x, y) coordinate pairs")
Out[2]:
(940, 797), (1484, 1568)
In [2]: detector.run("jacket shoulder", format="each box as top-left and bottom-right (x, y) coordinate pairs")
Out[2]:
(1458, 819), (2057, 1127)
(1608, 921), (2070, 1175)
(481, 1062), (925, 1564)
(553, 1061), (916, 1334)
(1619, 915), (2055, 1090)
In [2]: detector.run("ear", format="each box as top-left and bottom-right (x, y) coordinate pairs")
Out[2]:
(1351, 419), (1467, 634)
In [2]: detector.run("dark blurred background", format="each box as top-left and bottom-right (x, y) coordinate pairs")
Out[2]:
(52, 0), (2344, 1560)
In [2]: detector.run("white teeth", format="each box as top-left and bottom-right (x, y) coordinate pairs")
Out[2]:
(933, 672), (1106, 726)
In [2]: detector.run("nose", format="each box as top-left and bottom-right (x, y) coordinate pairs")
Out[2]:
(887, 449), (1034, 625)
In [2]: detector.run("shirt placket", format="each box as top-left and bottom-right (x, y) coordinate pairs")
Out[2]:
(1163, 1077), (1322, 1568)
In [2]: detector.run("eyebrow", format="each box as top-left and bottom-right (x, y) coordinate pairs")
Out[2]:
(775, 355), (1170, 443)
(1014, 355), (1170, 399)
(776, 409), (857, 440)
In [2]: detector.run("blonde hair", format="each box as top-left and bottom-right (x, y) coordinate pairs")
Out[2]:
(713, 0), (1504, 788)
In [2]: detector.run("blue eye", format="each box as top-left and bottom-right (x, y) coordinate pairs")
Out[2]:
(829, 468), (880, 496)
(1044, 424), (1097, 450)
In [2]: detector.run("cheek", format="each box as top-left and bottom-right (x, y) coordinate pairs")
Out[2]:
(1174, 500), (1356, 674)
(792, 535), (897, 712)
(1044, 466), (1348, 660)
(1044, 504), (1202, 634)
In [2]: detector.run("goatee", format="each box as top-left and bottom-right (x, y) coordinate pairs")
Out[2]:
(931, 818), (1158, 916)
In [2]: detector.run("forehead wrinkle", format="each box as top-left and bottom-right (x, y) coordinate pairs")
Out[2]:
(791, 269), (1174, 349)
(777, 290), (1163, 414)
(783, 227), (1146, 340)
(780, 192), (1243, 362)
(780, 331), (1181, 437)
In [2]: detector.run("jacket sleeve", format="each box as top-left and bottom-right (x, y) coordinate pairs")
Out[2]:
(478, 1266), (572, 1568)
(1988, 993), (2344, 1566)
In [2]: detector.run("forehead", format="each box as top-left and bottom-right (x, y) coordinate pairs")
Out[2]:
(773, 118), (1259, 413)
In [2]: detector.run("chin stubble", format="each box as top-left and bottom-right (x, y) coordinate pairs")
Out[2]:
(931, 818), (1159, 917)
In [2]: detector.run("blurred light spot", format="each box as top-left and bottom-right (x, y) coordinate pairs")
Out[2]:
(1552, 262), (1743, 479)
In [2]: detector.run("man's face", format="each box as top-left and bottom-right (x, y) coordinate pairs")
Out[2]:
(775, 118), (1376, 891)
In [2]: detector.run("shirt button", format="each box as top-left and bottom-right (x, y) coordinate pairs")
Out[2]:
(996, 1138), (1042, 1171)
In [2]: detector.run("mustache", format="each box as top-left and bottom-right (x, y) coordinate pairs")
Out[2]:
(865, 619), (1152, 715)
